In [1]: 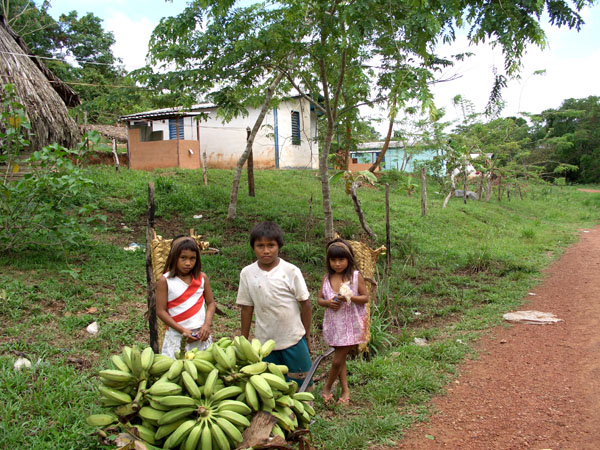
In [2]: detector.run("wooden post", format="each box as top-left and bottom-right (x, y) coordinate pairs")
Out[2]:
(84, 111), (89, 151)
(385, 183), (391, 271)
(247, 127), (255, 197)
(146, 182), (159, 353)
(175, 119), (181, 168)
(202, 152), (208, 185)
(196, 119), (202, 171)
(497, 175), (503, 202)
(420, 167), (428, 217)
(112, 139), (120, 171)
(463, 169), (468, 204)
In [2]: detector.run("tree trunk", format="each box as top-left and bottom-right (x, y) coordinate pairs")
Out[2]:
(145, 182), (158, 353)
(246, 127), (255, 197)
(443, 178), (456, 209)
(385, 183), (391, 271)
(320, 123), (335, 240)
(226, 72), (284, 220)
(497, 175), (503, 202)
(350, 181), (376, 239)
(369, 98), (396, 173)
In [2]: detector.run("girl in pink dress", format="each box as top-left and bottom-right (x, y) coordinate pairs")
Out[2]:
(318, 239), (369, 404)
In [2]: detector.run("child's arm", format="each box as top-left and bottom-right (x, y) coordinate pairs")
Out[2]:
(240, 305), (254, 339)
(299, 298), (312, 353)
(350, 272), (369, 304)
(155, 276), (197, 340)
(195, 273), (216, 341)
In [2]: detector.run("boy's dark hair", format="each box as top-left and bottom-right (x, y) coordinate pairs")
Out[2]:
(163, 236), (202, 279)
(250, 221), (284, 248)
(325, 238), (356, 282)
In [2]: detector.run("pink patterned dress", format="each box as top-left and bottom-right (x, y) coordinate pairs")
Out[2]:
(322, 270), (368, 347)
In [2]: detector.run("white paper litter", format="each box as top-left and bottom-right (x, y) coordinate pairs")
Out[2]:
(86, 321), (99, 335)
(503, 310), (563, 325)
(14, 357), (32, 371)
(414, 337), (428, 346)
(193, 214), (203, 219)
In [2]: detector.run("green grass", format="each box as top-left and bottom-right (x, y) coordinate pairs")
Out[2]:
(1, 166), (599, 449)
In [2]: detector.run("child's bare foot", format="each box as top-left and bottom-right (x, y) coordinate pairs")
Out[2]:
(337, 392), (350, 405)
(321, 390), (334, 404)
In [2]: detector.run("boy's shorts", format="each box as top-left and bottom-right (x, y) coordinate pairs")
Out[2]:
(263, 336), (313, 387)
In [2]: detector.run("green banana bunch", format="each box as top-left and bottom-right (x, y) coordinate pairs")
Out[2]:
(87, 341), (316, 449)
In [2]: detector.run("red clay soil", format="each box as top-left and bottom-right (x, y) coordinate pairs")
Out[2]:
(387, 225), (600, 450)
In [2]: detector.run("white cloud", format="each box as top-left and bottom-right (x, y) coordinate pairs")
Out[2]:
(103, 12), (156, 71)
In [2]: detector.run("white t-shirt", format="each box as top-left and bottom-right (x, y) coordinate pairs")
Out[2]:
(236, 258), (310, 350)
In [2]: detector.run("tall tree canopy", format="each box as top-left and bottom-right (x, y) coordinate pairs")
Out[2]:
(529, 96), (600, 183)
(143, 0), (593, 239)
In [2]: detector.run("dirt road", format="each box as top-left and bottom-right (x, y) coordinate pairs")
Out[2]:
(393, 225), (600, 449)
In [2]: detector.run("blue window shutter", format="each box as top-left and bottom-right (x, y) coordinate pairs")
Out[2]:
(291, 111), (300, 145)
(168, 118), (184, 140)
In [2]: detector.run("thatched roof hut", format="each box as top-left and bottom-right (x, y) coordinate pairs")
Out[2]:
(0, 15), (81, 150)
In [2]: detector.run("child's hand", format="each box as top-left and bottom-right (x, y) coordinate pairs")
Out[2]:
(328, 296), (342, 310)
(182, 328), (200, 343)
(193, 324), (211, 341)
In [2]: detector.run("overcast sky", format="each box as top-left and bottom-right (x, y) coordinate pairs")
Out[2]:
(49, 1), (600, 126)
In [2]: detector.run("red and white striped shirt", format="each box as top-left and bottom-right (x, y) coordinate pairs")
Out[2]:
(163, 272), (206, 330)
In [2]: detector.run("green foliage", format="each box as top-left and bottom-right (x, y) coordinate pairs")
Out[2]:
(0, 104), (105, 251)
(0, 84), (31, 174)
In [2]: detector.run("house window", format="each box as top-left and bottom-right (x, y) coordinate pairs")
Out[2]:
(291, 111), (301, 145)
(168, 118), (184, 140)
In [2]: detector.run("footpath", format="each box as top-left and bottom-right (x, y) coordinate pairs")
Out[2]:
(392, 225), (600, 449)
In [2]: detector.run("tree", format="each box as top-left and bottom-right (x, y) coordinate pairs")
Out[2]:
(146, 0), (593, 240)
(529, 96), (600, 183)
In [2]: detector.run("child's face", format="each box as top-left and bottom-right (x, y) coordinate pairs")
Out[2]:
(329, 257), (349, 274)
(176, 249), (197, 275)
(253, 237), (280, 269)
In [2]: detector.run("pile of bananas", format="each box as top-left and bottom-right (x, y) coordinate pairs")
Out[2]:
(86, 336), (315, 449)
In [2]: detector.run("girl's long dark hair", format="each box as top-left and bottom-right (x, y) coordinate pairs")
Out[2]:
(163, 236), (202, 279)
(325, 238), (356, 282)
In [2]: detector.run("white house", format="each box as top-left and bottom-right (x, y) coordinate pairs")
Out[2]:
(119, 97), (318, 171)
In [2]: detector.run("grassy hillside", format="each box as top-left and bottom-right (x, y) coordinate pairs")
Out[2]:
(1, 166), (599, 449)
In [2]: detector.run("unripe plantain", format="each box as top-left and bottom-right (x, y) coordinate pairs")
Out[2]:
(130, 424), (156, 444)
(98, 385), (132, 404)
(162, 419), (196, 449)
(157, 406), (196, 426)
(249, 374), (273, 399)
(110, 354), (130, 373)
(211, 385), (243, 403)
(215, 416), (243, 444)
(147, 381), (182, 396)
(259, 339), (276, 358)
(85, 413), (117, 427)
(167, 359), (184, 380)
(183, 359), (198, 381)
(216, 409), (250, 427)
(216, 399), (252, 416)
(240, 361), (268, 375)
(181, 371), (202, 400)
(140, 346), (155, 372)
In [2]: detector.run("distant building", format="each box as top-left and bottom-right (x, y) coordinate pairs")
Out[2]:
(119, 97), (318, 171)
(349, 142), (441, 173)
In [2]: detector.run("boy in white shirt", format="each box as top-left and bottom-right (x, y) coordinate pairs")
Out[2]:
(236, 221), (313, 387)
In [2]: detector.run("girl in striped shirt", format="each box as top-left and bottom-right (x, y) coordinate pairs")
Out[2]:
(156, 236), (217, 358)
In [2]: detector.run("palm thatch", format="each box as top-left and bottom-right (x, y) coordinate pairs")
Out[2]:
(0, 15), (81, 150)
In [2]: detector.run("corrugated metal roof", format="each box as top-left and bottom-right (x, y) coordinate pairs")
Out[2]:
(119, 103), (216, 121)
